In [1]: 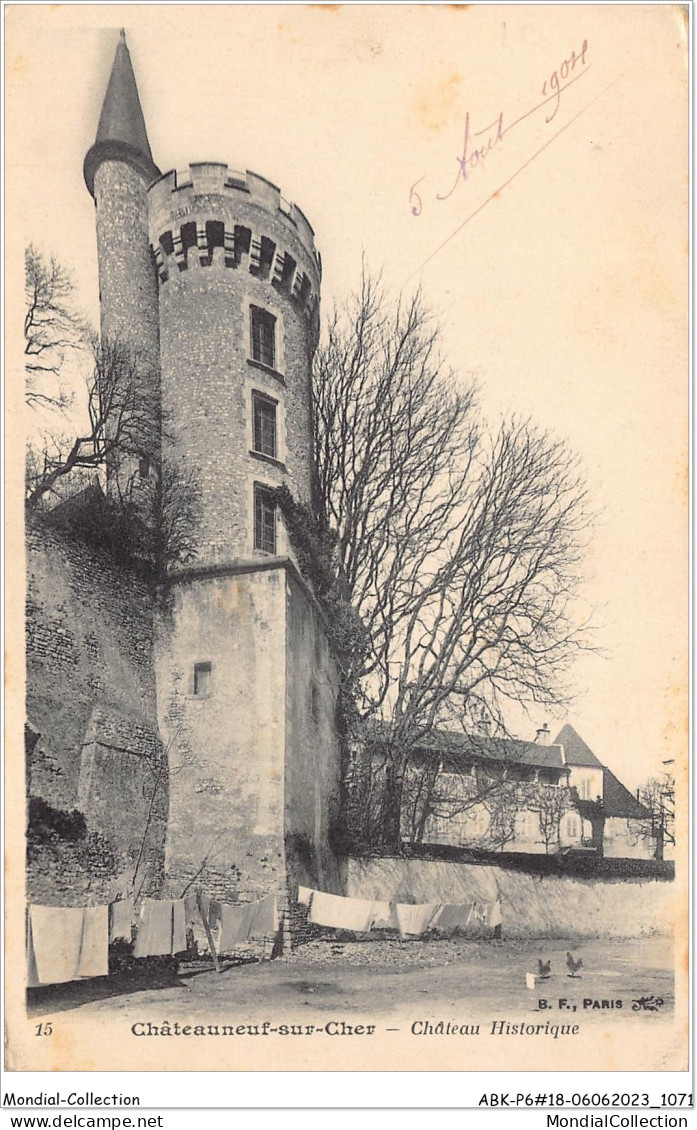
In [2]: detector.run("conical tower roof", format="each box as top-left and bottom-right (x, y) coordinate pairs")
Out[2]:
(553, 723), (604, 768)
(84, 30), (160, 196)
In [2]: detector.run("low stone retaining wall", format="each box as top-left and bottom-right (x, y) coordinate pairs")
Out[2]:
(343, 856), (676, 938)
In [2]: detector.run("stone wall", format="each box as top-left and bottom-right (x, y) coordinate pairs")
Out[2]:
(156, 564), (288, 904)
(157, 560), (343, 948)
(25, 515), (165, 904)
(344, 857), (676, 939)
(284, 568), (343, 907)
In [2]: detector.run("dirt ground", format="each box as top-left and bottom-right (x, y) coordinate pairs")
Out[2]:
(18, 933), (684, 1072)
(29, 933), (675, 1027)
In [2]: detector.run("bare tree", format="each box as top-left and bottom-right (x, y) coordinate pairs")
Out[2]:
(149, 456), (203, 577)
(25, 245), (86, 412)
(479, 777), (521, 851)
(314, 272), (479, 697)
(401, 743), (518, 847)
(533, 782), (574, 854)
(26, 335), (159, 507)
(26, 325), (202, 577)
(402, 751), (574, 855)
(638, 772), (675, 861)
(314, 272), (593, 849)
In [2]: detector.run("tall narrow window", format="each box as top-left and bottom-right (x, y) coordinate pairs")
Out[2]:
(193, 661), (212, 697)
(250, 306), (276, 369)
(254, 485), (277, 554)
(565, 813), (581, 839)
(252, 393), (277, 459)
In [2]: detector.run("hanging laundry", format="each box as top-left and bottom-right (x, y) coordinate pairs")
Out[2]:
(109, 898), (134, 943)
(185, 892), (211, 921)
(77, 905), (109, 978)
(370, 901), (397, 930)
(432, 903), (475, 933)
(28, 905), (109, 984)
(134, 899), (176, 958)
(487, 900), (502, 929)
(216, 894), (278, 951)
(217, 902), (257, 952)
(309, 891), (375, 932)
(248, 893), (278, 938)
(29, 905), (85, 985)
(297, 886), (313, 906)
(172, 900), (187, 953)
(471, 901), (490, 926)
(394, 902), (440, 938)
(26, 912), (40, 988)
(208, 899), (222, 931)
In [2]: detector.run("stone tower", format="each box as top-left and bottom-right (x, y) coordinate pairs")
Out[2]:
(85, 33), (342, 933)
(149, 165), (321, 564)
(84, 30), (161, 498)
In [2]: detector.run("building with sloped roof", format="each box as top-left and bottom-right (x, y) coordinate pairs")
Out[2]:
(354, 720), (656, 860)
(597, 766), (655, 858)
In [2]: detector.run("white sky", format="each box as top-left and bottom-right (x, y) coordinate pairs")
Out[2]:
(6, 3), (688, 791)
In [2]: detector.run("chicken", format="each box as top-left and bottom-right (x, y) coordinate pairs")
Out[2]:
(537, 959), (551, 979)
(566, 951), (583, 977)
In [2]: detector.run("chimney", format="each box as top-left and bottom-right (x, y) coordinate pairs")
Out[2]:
(535, 723), (551, 745)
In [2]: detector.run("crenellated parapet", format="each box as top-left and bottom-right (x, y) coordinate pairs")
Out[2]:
(148, 163), (320, 324)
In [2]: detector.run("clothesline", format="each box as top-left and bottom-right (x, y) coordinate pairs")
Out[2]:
(27, 886), (502, 987)
(26, 890), (280, 987)
(298, 887), (503, 939)
(27, 904), (109, 987)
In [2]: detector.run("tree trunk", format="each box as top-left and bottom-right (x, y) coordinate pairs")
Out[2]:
(654, 825), (665, 861)
(378, 761), (404, 852)
(27, 438), (84, 505)
(413, 802), (431, 846)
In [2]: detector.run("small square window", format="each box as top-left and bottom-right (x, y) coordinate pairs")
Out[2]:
(193, 661), (212, 697)
(252, 394), (277, 459)
(254, 485), (276, 554)
(250, 306), (276, 369)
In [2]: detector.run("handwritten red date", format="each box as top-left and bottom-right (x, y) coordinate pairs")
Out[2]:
(541, 39), (588, 122)
(410, 39), (591, 216)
